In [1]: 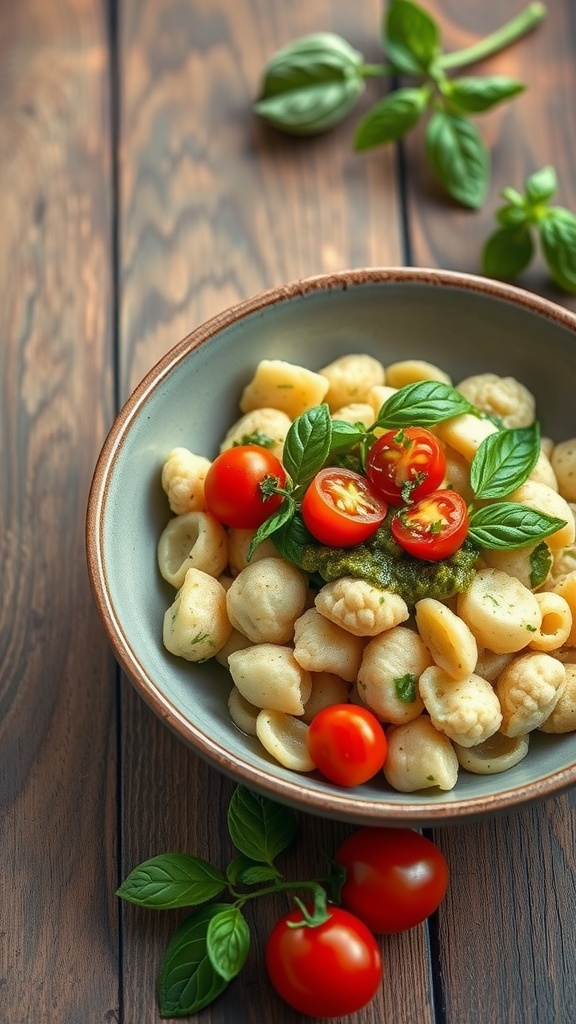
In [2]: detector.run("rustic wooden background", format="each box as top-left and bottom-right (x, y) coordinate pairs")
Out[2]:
(2, 0), (576, 1021)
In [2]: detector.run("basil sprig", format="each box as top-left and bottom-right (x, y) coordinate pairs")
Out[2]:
(470, 423), (541, 499)
(117, 786), (343, 1017)
(482, 166), (576, 294)
(254, 2), (544, 207)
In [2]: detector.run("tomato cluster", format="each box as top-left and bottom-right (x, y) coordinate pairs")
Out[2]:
(265, 826), (449, 1018)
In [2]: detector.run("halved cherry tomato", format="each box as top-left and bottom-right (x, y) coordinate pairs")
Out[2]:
(265, 903), (382, 1017)
(366, 426), (447, 505)
(203, 445), (286, 529)
(307, 704), (387, 787)
(301, 468), (388, 547)
(335, 827), (449, 934)
(391, 489), (469, 561)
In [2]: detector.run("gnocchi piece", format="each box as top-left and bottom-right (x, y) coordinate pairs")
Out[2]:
(474, 648), (514, 684)
(227, 528), (279, 577)
(550, 541), (576, 581)
(527, 449), (559, 491)
(301, 672), (351, 724)
(157, 510), (228, 588)
(228, 644), (312, 715)
(456, 568), (541, 654)
(454, 732), (529, 774)
(239, 359), (329, 420)
(226, 557), (308, 644)
(228, 687), (259, 736)
(161, 447), (211, 515)
(384, 717), (459, 793)
(543, 572), (576, 646)
(215, 627), (253, 668)
(455, 372), (536, 428)
(256, 710), (315, 772)
(356, 625), (431, 725)
(293, 608), (365, 682)
(385, 359), (451, 388)
(163, 568), (231, 662)
(435, 414), (499, 462)
(528, 592), (572, 652)
(480, 543), (551, 592)
(219, 407), (292, 461)
(367, 384), (398, 417)
(505, 480), (575, 549)
(331, 403), (375, 428)
(551, 438), (576, 501)
(318, 353), (385, 411)
(496, 651), (566, 736)
(415, 598), (478, 680)
(539, 663), (576, 733)
(314, 577), (409, 637)
(442, 445), (474, 504)
(419, 666), (502, 748)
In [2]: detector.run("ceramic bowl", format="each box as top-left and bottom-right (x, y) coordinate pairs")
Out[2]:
(86, 267), (576, 826)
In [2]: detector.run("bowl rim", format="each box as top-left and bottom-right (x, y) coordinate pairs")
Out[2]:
(86, 266), (576, 825)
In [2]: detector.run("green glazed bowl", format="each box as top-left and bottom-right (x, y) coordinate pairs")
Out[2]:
(86, 267), (576, 826)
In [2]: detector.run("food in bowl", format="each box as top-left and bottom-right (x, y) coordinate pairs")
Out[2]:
(155, 348), (576, 796)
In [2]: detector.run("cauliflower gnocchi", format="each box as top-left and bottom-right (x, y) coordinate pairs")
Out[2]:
(156, 353), (576, 797)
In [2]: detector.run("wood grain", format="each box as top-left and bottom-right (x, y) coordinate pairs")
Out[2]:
(0, 0), (118, 1021)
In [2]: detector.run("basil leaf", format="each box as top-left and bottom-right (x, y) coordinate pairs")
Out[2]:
(272, 510), (317, 568)
(530, 541), (552, 589)
(247, 496), (295, 560)
(239, 863), (281, 885)
(444, 76), (524, 114)
(158, 904), (231, 1016)
(254, 33), (365, 135)
(329, 419), (367, 452)
(375, 380), (473, 428)
(470, 423), (541, 499)
(468, 503), (566, 550)
(384, 0), (441, 75)
(207, 907), (251, 982)
(426, 111), (489, 209)
(227, 786), (298, 865)
(481, 225), (534, 279)
(539, 208), (576, 294)
(495, 204), (529, 228)
(283, 404), (332, 487)
(116, 853), (226, 909)
(525, 165), (557, 205)
(354, 86), (429, 150)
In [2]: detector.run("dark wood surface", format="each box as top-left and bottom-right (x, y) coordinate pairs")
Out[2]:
(2, 1), (576, 1021)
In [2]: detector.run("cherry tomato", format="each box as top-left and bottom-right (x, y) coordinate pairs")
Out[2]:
(265, 903), (382, 1018)
(301, 468), (388, 547)
(307, 704), (387, 787)
(366, 426), (447, 505)
(391, 489), (469, 561)
(335, 827), (449, 934)
(203, 445), (286, 529)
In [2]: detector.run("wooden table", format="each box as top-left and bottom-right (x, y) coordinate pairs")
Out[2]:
(3, 1), (576, 1021)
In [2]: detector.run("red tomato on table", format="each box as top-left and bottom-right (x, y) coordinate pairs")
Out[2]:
(366, 426), (447, 505)
(301, 467), (388, 547)
(265, 903), (382, 1018)
(336, 826), (449, 934)
(203, 445), (286, 529)
(307, 704), (387, 787)
(391, 488), (469, 560)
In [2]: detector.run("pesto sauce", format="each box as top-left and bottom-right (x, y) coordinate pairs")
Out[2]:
(298, 515), (479, 608)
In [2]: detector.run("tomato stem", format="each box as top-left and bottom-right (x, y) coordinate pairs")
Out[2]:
(233, 879), (331, 927)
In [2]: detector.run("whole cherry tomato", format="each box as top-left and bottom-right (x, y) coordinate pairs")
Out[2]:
(335, 826), (449, 934)
(203, 445), (286, 529)
(307, 704), (387, 787)
(301, 468), (388, 547)
(366, 426), (447, 505)
(391, 489), (469, 560)
(265, 903), (382, 1018)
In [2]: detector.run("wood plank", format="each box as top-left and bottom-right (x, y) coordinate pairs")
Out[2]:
(117, 2), (435, 1021)
(0, 1), (119, 1021)
(402, 3), (576, 1021)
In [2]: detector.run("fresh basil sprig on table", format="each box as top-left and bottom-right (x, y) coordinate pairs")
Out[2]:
(254, 1), (546, 208)
(482, 166), (576, 294)
(249, 380), (566, 560)
(117, 786), (342, 1017)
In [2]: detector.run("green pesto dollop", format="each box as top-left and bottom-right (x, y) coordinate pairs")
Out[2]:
(298, 517), (478, 608)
